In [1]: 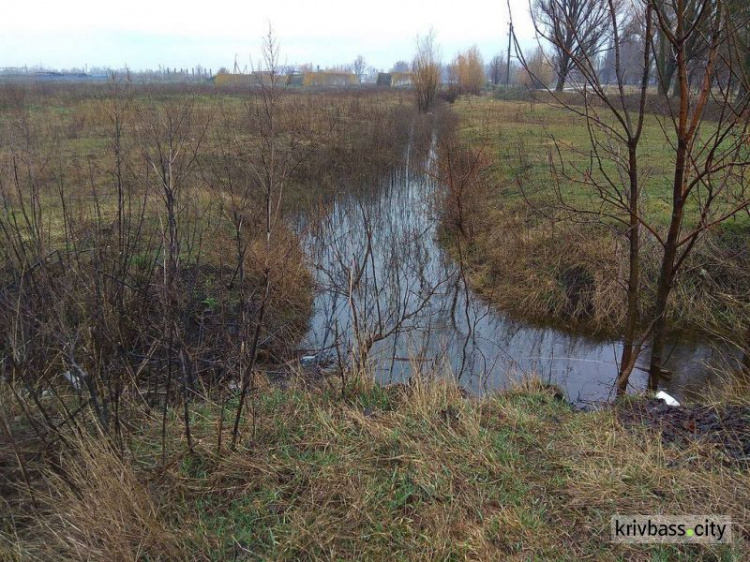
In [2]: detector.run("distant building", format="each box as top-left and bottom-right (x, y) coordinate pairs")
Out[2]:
(301, 72), (358, 87)
(212, 71), (357, 88)
(376, 72), (413, 88)
(212, 71), (291, 87)
(0, 71), (103, 83)
(288, 73), (304, 87)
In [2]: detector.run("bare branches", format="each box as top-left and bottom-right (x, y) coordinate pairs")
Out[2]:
(531, 0), (616, 91)
(413, 30), (441, 113)
(514, 0), (750, 391)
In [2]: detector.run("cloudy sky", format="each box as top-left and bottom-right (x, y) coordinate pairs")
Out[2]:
(2, 0), (536, 72)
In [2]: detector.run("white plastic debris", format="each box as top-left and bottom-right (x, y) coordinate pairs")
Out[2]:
(300, 355), (318, 367)
(62, 370), (84, 391)
(655, 390), (680, 407)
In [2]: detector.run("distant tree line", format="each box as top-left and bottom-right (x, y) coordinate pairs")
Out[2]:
(529, 0), (750, 96)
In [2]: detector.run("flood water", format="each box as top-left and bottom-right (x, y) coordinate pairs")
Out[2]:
(300, 140), (740, 405)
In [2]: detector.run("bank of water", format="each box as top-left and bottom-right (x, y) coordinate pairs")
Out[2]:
(299, 142), (738, 404)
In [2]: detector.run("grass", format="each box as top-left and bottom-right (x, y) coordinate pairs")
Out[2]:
(2, 374), (748, 560)
(1, 84), (747, 560)
(0, 84), (412, 230)
(0, 84), (418, 372)
(454, 97), (749, 230)
(439, 96), (750, 338)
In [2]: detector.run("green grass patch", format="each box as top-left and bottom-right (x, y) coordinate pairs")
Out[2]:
(454, 98), (750, 231)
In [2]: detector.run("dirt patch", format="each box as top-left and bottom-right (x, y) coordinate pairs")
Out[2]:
(617, 399), (750, 465)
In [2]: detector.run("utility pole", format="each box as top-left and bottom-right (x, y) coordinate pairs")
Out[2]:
(506, 21), (513, 87)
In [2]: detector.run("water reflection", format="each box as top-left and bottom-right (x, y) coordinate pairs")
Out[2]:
(300, 141), (739, 404)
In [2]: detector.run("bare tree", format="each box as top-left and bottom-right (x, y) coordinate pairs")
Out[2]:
(514, 0), (656, 392)
(488, 54), (506, 86)
(599, 10), (649, 85)
(513, 0), (750, 394)
(138, 92), (208, 455)
(392, 60), (410, 72)
(449, 46), (486, 95)
(519, 46), (556, 88)
(531, 0), (615, 91)
(230, 26), (288, 449)
(353, 55), (367, 84)
(646, 0), (750, 387)
(225, 25), (320, 448)
(654, 0), (717, 98)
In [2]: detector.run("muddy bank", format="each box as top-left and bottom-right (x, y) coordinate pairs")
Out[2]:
(617, 398), (750, 466)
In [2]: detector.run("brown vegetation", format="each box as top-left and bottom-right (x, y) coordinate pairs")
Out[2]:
(0, 77), (418, 467)
(2, 374), (747, 560)
(448, 46), (486, 96)
(413, 30), (441, 113)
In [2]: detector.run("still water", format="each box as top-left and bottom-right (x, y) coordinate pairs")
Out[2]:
(300, 142), (737, 404)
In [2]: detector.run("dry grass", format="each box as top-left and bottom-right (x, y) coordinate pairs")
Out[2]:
(1, 84), (747, 560)
(19, 432), (182, 561)
(442, 97), (750, 341)
(2, 374), (748, 560)
(443, 207), (630, 334)
(560, 410), (750, 560)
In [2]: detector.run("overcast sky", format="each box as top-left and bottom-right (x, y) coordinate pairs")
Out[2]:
(2, 0), (536, 72)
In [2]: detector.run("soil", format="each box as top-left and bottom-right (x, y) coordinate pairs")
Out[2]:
(617, 398), (750, 465)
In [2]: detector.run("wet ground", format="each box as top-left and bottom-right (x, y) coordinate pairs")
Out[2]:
(618, 398), (750, 465)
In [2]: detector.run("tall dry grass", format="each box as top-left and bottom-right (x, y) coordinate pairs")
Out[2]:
(2, 372), (747, 560)
(19, 430), (181, 561)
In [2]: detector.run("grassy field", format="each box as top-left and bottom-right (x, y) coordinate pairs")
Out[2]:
(0, 85), (414, 221)
(454, 96), (750, 230)
(441, 96), (750, 339)
(2, 374), (748, 560)
(2, 85), (749, 560)
(0, 83), (418, 368)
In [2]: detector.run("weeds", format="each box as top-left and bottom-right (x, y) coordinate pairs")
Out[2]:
(0, 79), (417, 491)
(2, 374), (747, 559)
(444, 98), (750, 346)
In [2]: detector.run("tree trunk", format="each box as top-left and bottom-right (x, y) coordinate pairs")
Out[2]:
(736, 80), (749, 106)
(553, 47), (572, 92)
(647, 252), (675, 390)
(648, 148), (687, 389)
(649, 4), (693, 389)
(617, 143), (642, 395)
(657, 32), (677, 97)
(555, 59), (569, 92)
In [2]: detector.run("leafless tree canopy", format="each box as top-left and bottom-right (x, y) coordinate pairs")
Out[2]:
(599, 8), (649, 85)
(487, 54), (506, 86)
(531, 0), (615, 91)
(353, 55), (367, 83)
(392, 60), (410, 73)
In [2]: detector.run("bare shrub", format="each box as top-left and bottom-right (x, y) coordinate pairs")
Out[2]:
(413, 30), (441, 113)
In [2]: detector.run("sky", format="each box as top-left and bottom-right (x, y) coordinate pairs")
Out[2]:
(1, 0), (536, 72)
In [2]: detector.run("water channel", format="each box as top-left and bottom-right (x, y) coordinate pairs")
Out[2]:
(300, 139), (739, 405)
